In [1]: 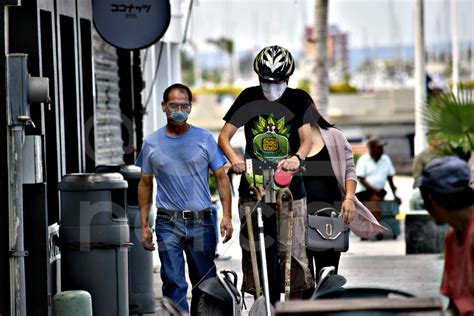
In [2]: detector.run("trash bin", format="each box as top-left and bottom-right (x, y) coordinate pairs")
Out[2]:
(405, 211), (448, 254)
(379, 200), (401, 239)
(96, 165), (156, 314)
(59, 173), (130, 316)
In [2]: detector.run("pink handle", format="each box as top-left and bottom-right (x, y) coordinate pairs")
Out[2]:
(273, 165), (298, 188)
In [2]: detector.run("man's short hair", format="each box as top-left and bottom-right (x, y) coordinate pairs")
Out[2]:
(414, 156), (473, 210)
(163, 83), (192, 103)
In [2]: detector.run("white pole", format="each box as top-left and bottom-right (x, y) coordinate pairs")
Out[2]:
(451, 0), (459, 96)
(414, 0), (427, 155)
(257, 207), (272, 316)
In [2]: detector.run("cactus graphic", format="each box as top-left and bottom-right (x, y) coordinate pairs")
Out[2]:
(251, 114), (291, 161)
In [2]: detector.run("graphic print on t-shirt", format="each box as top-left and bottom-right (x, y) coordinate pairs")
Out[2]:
(251, 113), (291, 162)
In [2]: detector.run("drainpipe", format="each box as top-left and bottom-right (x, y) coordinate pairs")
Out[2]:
(7, 53), (29, 316)
(7, 54), (49, 316)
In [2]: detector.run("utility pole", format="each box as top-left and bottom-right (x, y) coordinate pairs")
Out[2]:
(414, 0), (427, 155)
(451, 0), (459, 96)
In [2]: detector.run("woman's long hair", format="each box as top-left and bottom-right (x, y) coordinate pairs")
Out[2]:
(301, 90), (334, 129)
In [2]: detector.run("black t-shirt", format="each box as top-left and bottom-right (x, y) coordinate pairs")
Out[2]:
(303, 145), (341, 213)
(223, 86), (313, 199)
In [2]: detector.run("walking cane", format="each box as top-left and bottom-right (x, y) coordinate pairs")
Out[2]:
(276, 187), (293, 302)
(246, 186), (262, 299)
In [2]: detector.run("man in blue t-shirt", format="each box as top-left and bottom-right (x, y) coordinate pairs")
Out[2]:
(136, 83), (233, 313)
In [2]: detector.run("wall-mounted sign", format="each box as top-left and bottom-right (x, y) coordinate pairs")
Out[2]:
(93, 0), (171, 50)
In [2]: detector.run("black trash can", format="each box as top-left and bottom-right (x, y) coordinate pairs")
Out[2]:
(59, 173), (130, 316)
(96, 165), (156, 314)
(405, 210), (448, 254)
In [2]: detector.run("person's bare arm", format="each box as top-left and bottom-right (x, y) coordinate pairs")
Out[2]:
(218, 122), (246, 174)
(387, 176), (401, 204)
(138, 172), (155, 251)
(342, 179), (357, 224)
(214, 165), (233, 243)
(279, 122), (312, 171)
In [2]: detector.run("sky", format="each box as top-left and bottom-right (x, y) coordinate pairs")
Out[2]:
(185, 0), (474, 53)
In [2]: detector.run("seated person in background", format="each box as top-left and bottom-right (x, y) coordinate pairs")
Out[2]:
(413, 129), (443, 178)
(411, 129), (444, 210)
(355, 136), (401, 220)
(414, 156), (474, 316)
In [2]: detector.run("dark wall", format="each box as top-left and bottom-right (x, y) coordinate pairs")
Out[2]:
(118, 49), (143, 165)
(0, 4), (10, 314)
(1, 1), (143, 313)
(1, 0), (94, 314)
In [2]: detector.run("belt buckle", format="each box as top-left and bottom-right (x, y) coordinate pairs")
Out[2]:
(182, 210), (192, 219)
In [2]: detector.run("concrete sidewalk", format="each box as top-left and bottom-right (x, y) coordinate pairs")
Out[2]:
(149, 220), (445, 315)
(147, 175), (446, 315)
(149, 243), (444, 315)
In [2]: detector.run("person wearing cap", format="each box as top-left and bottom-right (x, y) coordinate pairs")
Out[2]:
(218, 45), (314, 302)
(414, 156), (474, 316)
(136, 83), (233, 313)
(355, 136), (401, 222)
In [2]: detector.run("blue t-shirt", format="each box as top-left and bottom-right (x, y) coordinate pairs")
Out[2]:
(136, 125), (228, 211)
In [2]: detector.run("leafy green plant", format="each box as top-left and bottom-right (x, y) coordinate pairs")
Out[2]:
(458, 81), (474, 90)
(353, 153), (361, 165)
(296, 78), (358, 94)
(329, 81), (357, 94)
(423, 90), (474, 160)
(192, 85), (244, 97)
(297, 78), (311, 94)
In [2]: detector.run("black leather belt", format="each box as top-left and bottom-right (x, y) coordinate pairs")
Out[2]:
(157, 208), (212, 220)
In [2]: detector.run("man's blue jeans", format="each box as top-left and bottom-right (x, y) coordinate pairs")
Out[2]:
(155, 213), (217, 313)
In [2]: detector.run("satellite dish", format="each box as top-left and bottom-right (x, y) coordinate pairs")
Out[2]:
(93, 0), (171, 50)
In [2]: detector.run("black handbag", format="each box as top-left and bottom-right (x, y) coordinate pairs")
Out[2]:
(306, 207), (349, 252)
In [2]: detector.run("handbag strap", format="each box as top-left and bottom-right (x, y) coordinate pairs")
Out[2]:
(314, 207), (340, 218)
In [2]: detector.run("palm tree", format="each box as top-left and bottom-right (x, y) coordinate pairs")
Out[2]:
(207, 37), (235, 84)
(423, 90), (474, 163)
(313, 0), (329, 117)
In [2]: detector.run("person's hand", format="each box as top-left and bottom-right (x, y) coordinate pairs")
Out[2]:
(341, 198), (356, 225)
(394, 195), (402, 205)
(231, 159), (246, 174)
(278, 156), (300, 172)
(220, 216), (233, 243)
(141, 227), (155, 251)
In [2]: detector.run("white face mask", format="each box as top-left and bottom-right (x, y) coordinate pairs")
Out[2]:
(261, 82), (287, 101)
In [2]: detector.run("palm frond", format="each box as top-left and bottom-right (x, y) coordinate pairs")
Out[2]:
(423, 90), (474, 156)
